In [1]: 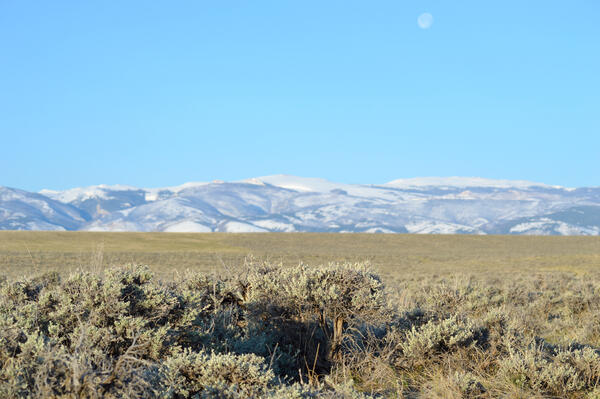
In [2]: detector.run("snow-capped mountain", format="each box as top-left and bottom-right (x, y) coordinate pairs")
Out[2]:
(2, 175), (600, 235)
(0, 187), (88, 231)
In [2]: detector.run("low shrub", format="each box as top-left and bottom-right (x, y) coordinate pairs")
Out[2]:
(499, 342), (600, 396)
(160, 349), (276, 398)
(3, 262), (600, 397)
(394, 315), (484, 369)
(245, 261), (387, 367)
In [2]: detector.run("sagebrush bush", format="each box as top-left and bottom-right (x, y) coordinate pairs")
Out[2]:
(160, 349), (276, 398)
(499, 341), (600, 396)
(394, 315), (483, 369)
(246, 261), (386, 361)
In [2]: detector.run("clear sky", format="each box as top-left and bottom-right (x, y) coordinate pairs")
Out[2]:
(1, 1), (598, 191)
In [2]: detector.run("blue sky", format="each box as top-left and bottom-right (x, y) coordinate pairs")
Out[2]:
(1, 1), (598, 191)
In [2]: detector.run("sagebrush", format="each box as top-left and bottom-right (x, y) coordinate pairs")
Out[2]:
(2, 260), (600, 398)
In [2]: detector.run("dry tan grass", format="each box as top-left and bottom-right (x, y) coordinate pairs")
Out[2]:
(1, 231), (599, 280)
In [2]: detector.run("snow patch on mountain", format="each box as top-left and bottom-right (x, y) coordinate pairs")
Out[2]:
(220, 221), (267, 233)
(247, 174), (404, 200)
(163, 221), (212, 233)
(245, 175), (339, 192)
(405, 220), (480, 234)
(251, 219), (296, 232)
(41, 185), (139, 203)
(509, 219), (600, 236)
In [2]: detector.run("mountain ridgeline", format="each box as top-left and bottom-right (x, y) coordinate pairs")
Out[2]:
(1, 175), (600, 235)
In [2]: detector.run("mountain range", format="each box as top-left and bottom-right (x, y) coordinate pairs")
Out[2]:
(1, 175), (600, 235)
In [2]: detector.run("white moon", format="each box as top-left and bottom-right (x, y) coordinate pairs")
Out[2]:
(417, 13), (433, 29)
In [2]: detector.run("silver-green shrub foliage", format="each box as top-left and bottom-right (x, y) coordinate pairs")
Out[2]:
(4, 263), (600, 398)
(246, 261), (386, 361)
(395, 315), (483, 369)
(0, 263), (382, 398)
(160, 349), (276, 398)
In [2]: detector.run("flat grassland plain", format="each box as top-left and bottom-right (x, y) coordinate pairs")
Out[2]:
(3, 231), (600, 397)
(1, 231), (599, 279)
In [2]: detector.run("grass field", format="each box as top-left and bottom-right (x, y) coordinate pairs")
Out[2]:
(1, 231), (599, 280)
